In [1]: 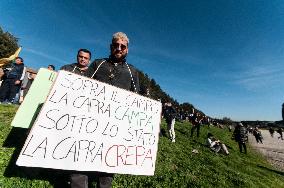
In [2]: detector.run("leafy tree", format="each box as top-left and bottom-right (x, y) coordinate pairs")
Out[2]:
(137, 70), (200, 114)
(222, 117), (233, 124)
(0, 26), (19, 59)
(180, 102), (194, 113)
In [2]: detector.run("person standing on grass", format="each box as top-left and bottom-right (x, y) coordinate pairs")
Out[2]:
(232, 122), (248, 154)
(163, 102), (177, 143)
(86, 32), (140, 188)
(0, 57), (25, 104)
(190, 112), (203, 138)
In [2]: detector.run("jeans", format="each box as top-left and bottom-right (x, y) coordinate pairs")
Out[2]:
(167, 118), (175, 141)
(0, 78), (20, 102)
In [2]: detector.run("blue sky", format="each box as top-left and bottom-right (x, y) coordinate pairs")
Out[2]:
(1, 0), (283, 121)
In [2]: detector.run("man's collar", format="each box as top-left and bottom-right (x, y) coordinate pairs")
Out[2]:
(108, 55), (126, 65)
(75, 63), (88, 71)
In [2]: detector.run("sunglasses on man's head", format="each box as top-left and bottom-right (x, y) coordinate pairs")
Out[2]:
(112, 43), (127, 51)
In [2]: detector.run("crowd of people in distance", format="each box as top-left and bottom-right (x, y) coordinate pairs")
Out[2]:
(162, 104), (256, 156)
(248, 126), (284, 143)
(161, 102), (283, 157)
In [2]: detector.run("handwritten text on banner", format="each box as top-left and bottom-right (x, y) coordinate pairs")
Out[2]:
(16, 70), (162, 176)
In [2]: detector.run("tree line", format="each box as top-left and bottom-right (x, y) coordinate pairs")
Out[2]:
(0, 26), (19, 59)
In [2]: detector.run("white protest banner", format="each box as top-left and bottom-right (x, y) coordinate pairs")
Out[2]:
(12, 68), (57, 128)
(16, 70), (162, 176)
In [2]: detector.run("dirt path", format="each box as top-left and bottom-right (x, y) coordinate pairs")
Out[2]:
(249, 130), (284, 171)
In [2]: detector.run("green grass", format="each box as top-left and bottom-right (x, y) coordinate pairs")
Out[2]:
(1, 105), (284, 187)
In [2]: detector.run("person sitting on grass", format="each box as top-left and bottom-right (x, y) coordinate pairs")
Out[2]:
(206, 133), (229, 155)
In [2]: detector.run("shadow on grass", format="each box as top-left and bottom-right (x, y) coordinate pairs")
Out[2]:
(2, 127), (70, 188)
(191, 139), (206, 146)
(257, 164), (284, 176)
(159, 128), (167, 137)
(175, 128), (188, 136)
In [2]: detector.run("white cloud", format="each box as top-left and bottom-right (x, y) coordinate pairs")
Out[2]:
(25, 48), (69, 65)
(234, 63), (284, 90)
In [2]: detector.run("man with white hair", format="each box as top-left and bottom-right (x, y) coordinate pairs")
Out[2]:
(86, 32), (139, 92)
(85, 32), (140, 188)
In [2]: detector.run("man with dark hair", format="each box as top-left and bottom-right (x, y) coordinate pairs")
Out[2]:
(85, 32), (140, 188)
(61, 48), (91, 75)
(77, 48), (92, 58)
(59, 49), (91, 188)
(47, 64), (55, 71)
(0, 57), (25, 103)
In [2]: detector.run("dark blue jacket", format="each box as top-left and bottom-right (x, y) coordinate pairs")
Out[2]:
(6, 63), (25, 80)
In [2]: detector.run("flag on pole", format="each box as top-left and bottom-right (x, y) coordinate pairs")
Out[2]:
(0, 47), (22, 67)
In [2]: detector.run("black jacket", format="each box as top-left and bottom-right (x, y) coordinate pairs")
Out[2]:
(85, 58), (140, 93)
(60, 63), (87, 76)
(233, 126), (248, 143)
(163, 106), (176, 123)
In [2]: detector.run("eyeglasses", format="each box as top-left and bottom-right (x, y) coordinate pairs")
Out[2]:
(112, 43), (127, 51)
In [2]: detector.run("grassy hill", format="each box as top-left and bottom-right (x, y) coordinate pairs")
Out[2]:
(0, 105), (284, 188)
